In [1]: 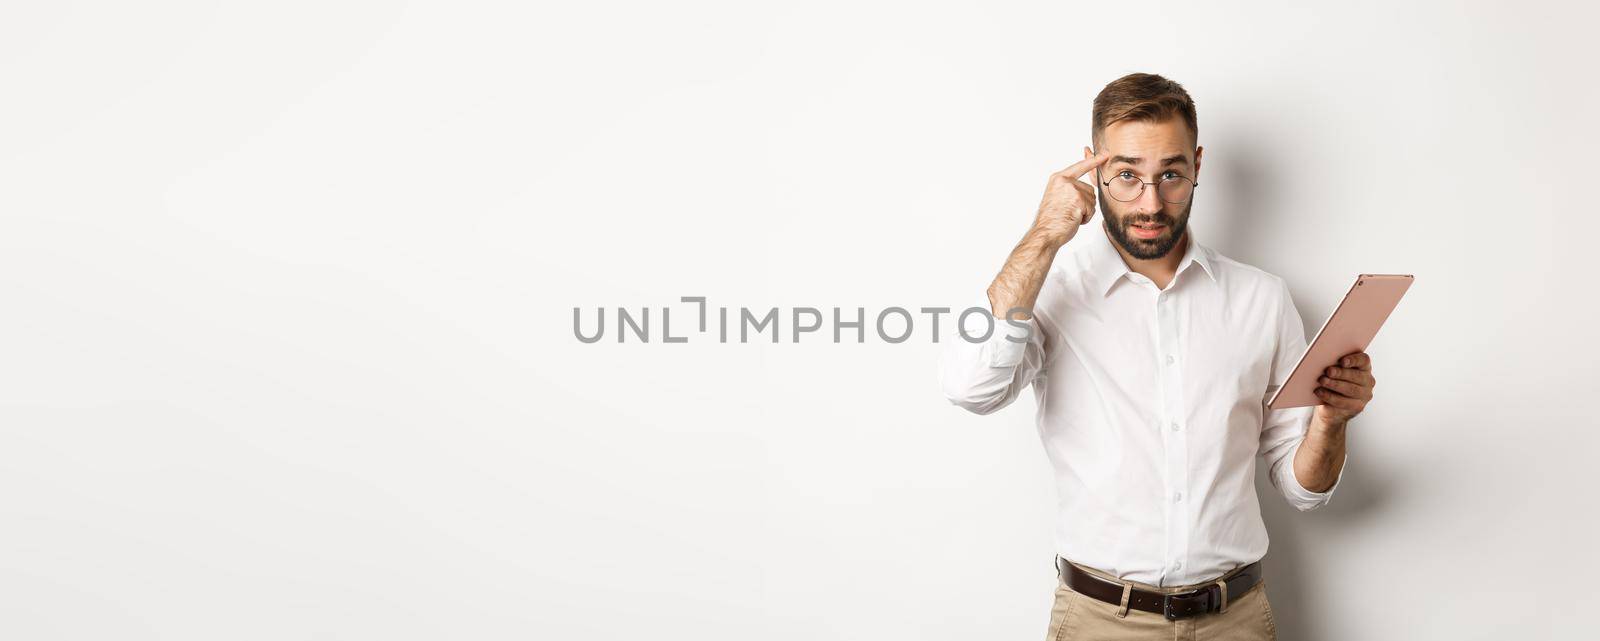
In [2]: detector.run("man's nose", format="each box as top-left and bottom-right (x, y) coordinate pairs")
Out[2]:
(1130, 182), (1164, 215)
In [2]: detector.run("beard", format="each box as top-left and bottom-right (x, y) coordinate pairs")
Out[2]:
(1098, 185), (1193, 260)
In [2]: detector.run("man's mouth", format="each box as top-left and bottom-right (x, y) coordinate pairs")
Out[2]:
(1129, 221), (1167, 240)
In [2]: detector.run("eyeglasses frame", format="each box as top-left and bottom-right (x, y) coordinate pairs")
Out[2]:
(1096, 167), (1200, 204)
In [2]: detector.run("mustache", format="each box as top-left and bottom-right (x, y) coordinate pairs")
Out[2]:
(1123, 214), (1176, 227)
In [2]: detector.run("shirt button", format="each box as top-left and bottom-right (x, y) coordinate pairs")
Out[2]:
(1173, 561), (1183, 571)
(1166, 354), (1175, 365)
(1170, 421), (1180, 432)
(1173, 492), (1183, 503)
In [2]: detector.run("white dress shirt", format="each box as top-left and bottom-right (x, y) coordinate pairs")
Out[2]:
(940, 225), (1343, 587)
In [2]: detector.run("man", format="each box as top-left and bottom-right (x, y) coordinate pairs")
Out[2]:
(939, 73), (1377, 640)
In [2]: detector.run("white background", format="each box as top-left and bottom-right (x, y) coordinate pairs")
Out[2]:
(2, 1), (1596, 639)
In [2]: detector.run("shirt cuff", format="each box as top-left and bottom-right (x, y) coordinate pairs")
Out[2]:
(1281, 437), (1344, 507)
(980, 313), (1037, 368)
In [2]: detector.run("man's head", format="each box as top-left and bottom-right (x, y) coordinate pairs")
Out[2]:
(1087, 73), (1202, 261)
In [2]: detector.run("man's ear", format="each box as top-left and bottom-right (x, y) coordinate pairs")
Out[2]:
(1193, 145), (1203, 181)
(1084, 145), (1094, 161)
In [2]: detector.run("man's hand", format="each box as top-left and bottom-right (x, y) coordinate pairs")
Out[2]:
(1312, 351), (1376, 427)
(1031, 152), (1110, 248)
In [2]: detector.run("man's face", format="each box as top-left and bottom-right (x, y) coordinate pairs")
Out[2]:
(1092, 118), (1202, 260)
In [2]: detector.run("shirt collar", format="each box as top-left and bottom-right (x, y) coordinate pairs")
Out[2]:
(1087, 224), (1216, 297)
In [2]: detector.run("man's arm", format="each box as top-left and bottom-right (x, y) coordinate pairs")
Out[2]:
(986, 151), (1108, 318)
(1259, 277), (1343, 511)
(1293, 419), (1347, 493)
(986, 230), (1065, 318)
(1295, 351), (1376, 491)
(940, 150), (1108, 415)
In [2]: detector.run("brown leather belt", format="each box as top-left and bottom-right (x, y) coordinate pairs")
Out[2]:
(1057, 557), (1263, 621)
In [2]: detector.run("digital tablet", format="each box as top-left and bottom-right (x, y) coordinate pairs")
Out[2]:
(1267, 274), (1414, 410)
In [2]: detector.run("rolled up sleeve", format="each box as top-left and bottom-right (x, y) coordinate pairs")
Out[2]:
(939, 297), (1049, 416)
(1261, 405), (1342, 511)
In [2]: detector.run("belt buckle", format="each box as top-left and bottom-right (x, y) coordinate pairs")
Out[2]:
(1162, 587), (1210, 621)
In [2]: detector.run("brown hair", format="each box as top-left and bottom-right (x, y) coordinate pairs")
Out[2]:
(1091, 73), (1198, 148)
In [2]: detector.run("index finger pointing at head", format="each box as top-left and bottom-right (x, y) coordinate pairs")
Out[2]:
(1058, 151), (1110, 180)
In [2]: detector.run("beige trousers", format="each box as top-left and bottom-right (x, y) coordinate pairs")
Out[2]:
(1045, 558), (1278, 641)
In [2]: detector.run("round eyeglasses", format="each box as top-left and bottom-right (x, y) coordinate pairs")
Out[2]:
(1097, 168), (1198, 204)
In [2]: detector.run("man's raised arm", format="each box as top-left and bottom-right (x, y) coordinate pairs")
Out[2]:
(941, 151), (1108, 415)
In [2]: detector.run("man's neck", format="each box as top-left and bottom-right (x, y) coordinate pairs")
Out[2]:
(1106, 225), (1186, 290)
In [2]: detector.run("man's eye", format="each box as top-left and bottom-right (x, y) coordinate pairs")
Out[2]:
(1116, 171), (1138, 181)
(1162, 171), (1183, 180)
